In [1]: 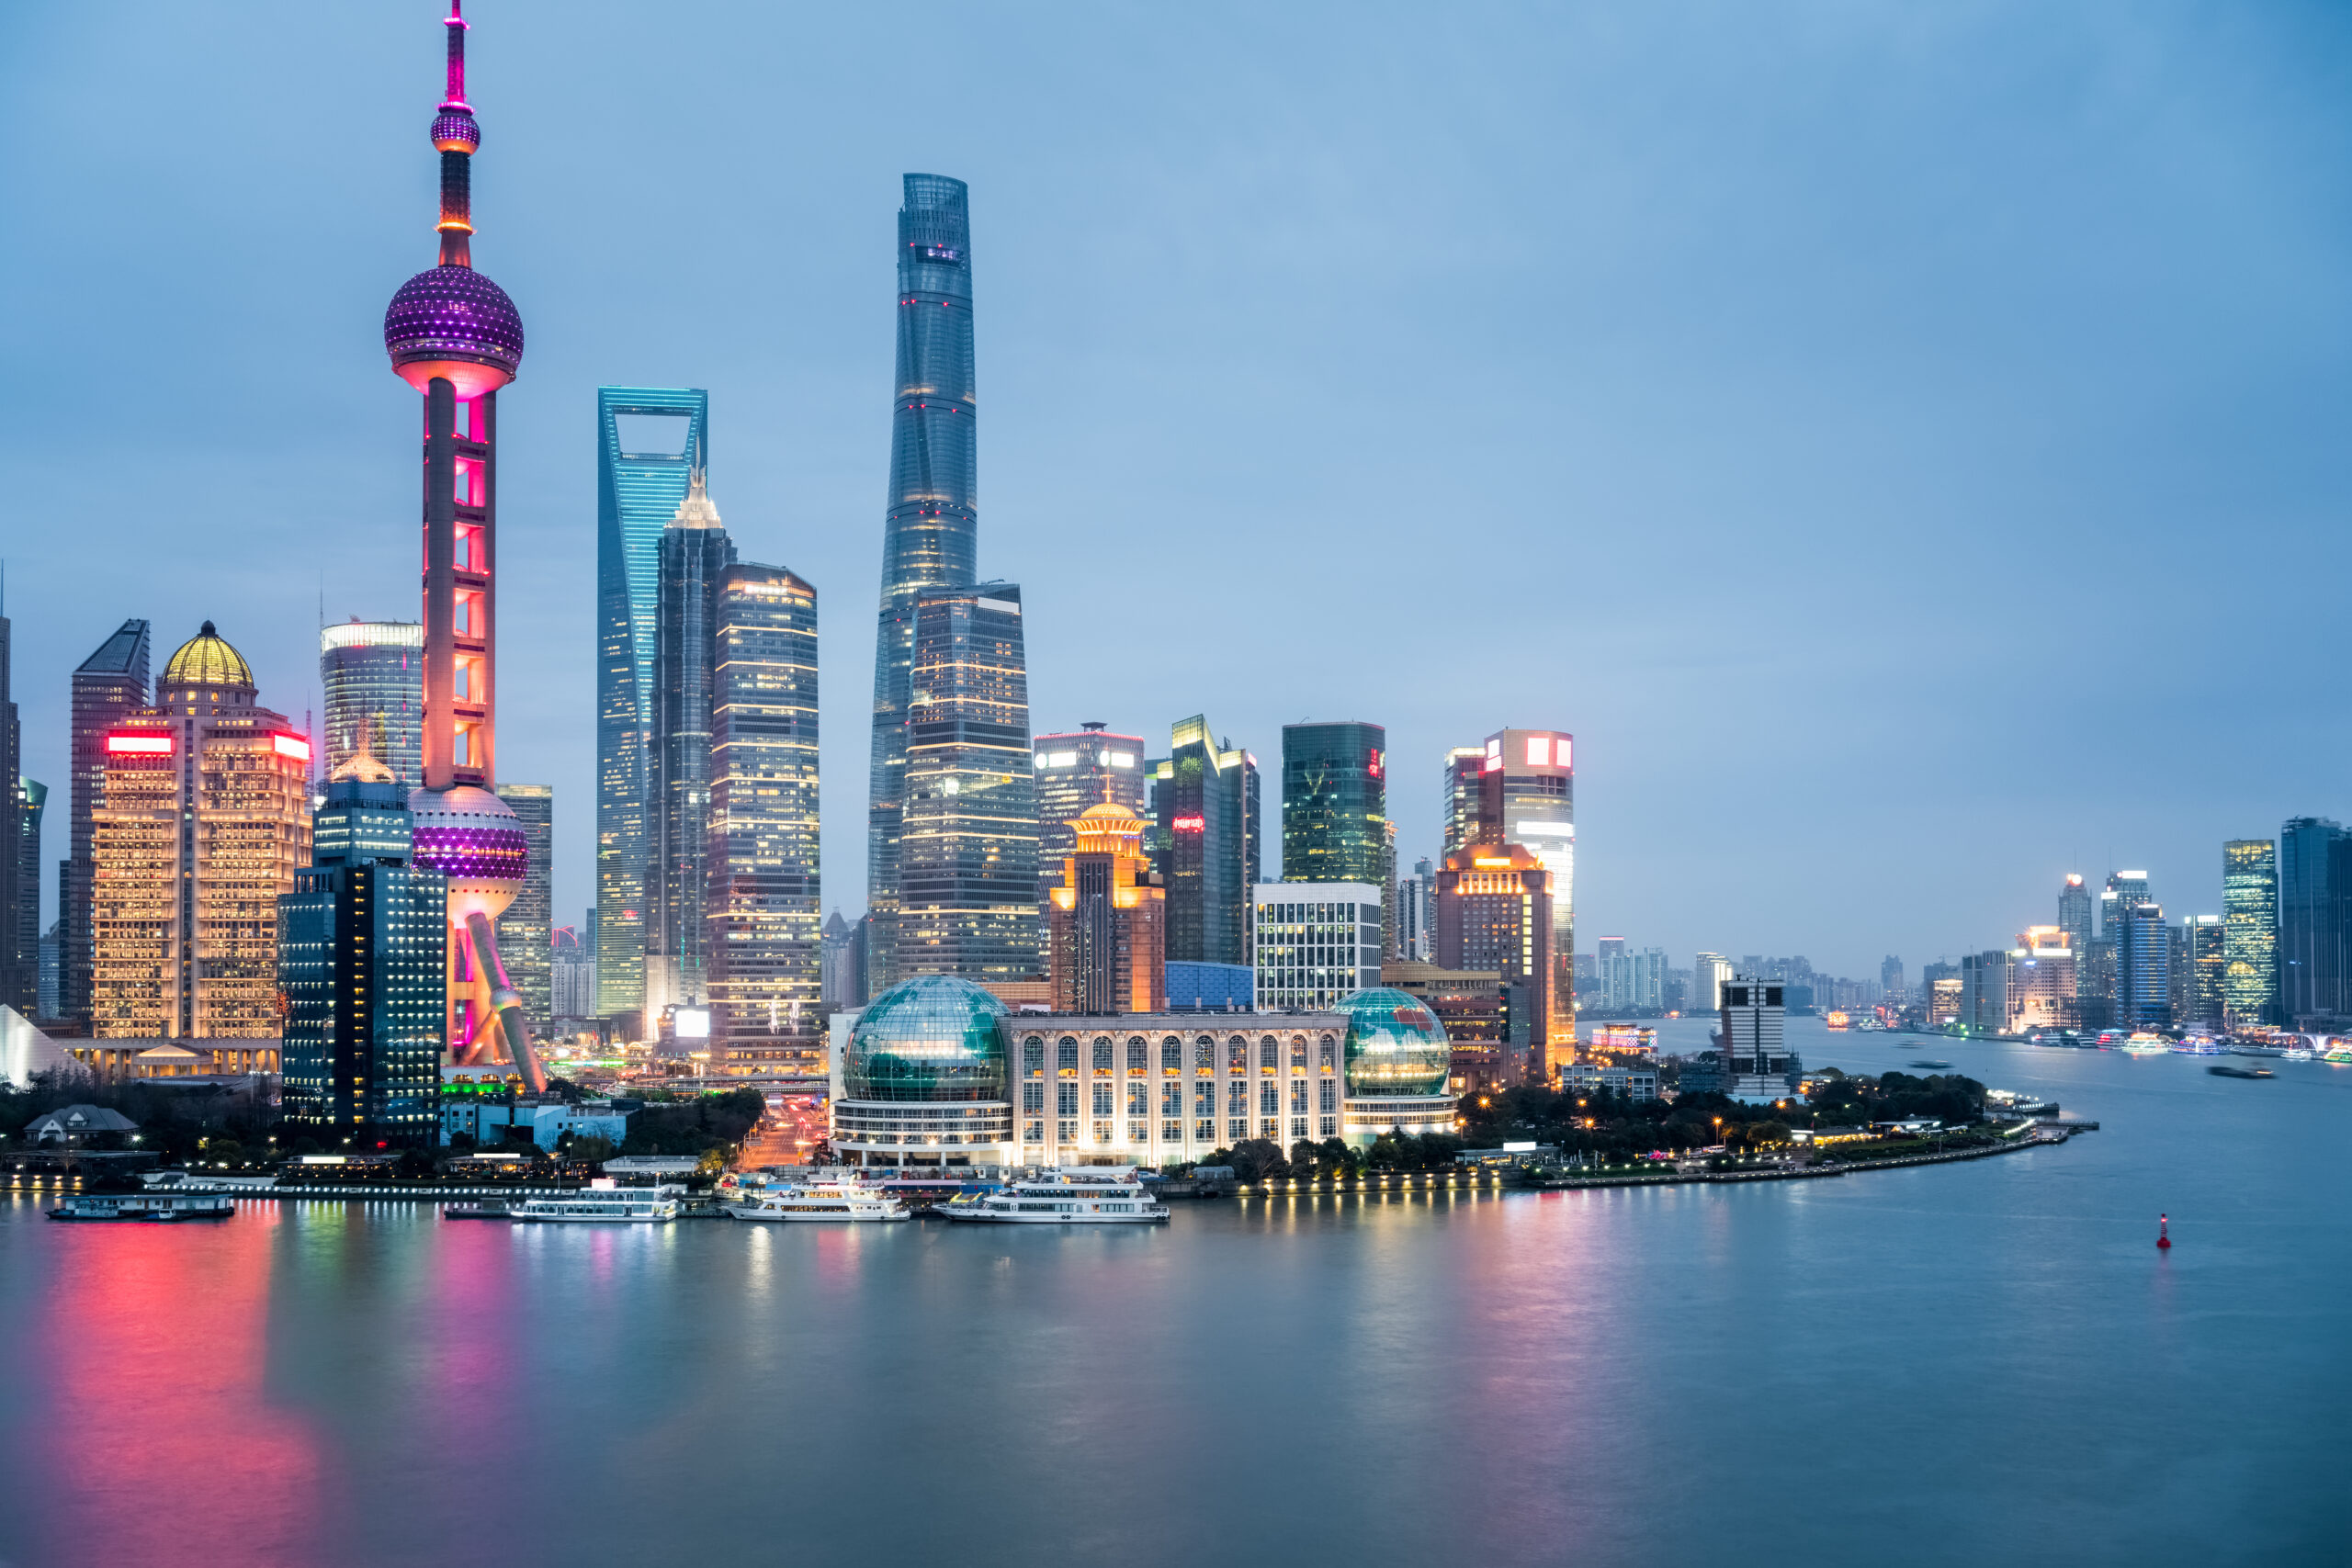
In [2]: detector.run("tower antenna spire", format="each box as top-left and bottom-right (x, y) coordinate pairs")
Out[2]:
(431, 0), (481, 266)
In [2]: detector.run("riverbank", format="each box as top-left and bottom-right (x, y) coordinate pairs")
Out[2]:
(1523, 1121), (2083, 1191)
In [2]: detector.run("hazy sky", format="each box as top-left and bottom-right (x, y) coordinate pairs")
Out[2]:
(6, 2), (2349, 980)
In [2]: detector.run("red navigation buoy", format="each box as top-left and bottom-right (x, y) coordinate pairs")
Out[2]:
(2157, 1212), (2172, 1250)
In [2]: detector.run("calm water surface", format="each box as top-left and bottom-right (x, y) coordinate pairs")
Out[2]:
(3, 1025), (2346, 1568)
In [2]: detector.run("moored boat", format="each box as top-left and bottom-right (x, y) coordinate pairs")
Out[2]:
(727, 1176), (908, 1223)
(511, 1179), (682, 1223)
(49, 1190), (236, 1222)
(941, 1168), (1169, 1225)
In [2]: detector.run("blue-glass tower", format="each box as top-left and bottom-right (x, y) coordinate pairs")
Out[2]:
(596, 387), (709, 1019)
(868, 175), (978, 991)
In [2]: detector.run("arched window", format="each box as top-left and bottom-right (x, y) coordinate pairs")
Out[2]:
(1227, 1037), (1248, 1073)
(1057, 1037), (1079, 1072)
(1162, 1038), (1182, 1072)
(1319, 1035), (1337, 1070)
(1289, 1036), (1307, 1070)
(1092, 1037), (1114, 1074)
(1260, 1037), (1279, 1070)
(1023, 1038), (1044, 1075)
(1195, 1037), (1216, 1070)
(1126, 1037), (1148, 1074)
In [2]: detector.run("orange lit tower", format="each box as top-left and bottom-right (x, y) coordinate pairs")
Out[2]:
(1046, 803), (1166, 1014)
(380, 3), (543, 1089)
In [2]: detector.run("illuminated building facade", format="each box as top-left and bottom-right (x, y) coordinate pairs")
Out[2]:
(1382, 957), (1507, 1093)
(1252, 882), (1384, 1010)
(2173, 914), (2224, 1031)
(2118, 901), (2171, 1030)
(646, 468), (734, 1023)
(1433, 842), (1558, 1081)
(1281, 722), (1387, 886)
(870, 175), (980, 996)
(1046, 803), (1165, 1014)
(278, 751), (446, 1147)
(1149, 716), (1259, 967)
(2006, 928), (2077, 1032)
(1476, 728), (1575, 1016)
(1719, 976), (1798, 1102)
(897, 583), (1038, 984)
(1441, 747), (1484, 859)
(1691, 952), (1732, 1015)
(320, 620), (424, 786)
(596, 386), (708, 1019)
(381, 3), (543, 1090)
(495, 783), (551, 1021)
(704, 561), (822, 1042)
(1033, 724), (1146, 906)
(57, 619), (150, 1024)
(2222, 839), (2279, 1027)
(92, 624), (311, 1039)
(13, 779), (41, 1017)
(2277, 819), (2341, 1022)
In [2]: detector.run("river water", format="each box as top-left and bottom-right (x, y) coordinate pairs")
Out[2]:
(3, 1022), (2346, 1567)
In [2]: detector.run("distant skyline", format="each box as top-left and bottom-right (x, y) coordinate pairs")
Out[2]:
(6, 2), (2349, 978)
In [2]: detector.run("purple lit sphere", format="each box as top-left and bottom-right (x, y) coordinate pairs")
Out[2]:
(432, 111), (480, 153)
(384, 265), (524, 397)
(408, 785), (528, 921)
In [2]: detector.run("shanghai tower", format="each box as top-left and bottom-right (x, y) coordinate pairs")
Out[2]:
(867, 175), (978, 990)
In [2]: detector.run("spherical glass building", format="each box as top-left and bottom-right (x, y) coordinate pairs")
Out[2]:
(832, 976), (1013, 1167)
(1333, 987), (1457, 1144)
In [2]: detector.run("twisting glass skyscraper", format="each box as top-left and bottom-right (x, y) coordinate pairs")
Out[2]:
(869, 175), (978, 991)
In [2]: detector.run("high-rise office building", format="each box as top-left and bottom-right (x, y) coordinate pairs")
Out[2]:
(2277, 818), (2341, 1023)
(2007, 928), (2077, 1032)
(1035, 724), (1147, 906)
(1960, 949), (2011, 1036)
(0, 606), (17, 1015)
(320, 621), (424, 786)
(93, 624), (311, 1039)
(1046, 803), (1165, 1014)
(550, 925), (594, 1021)
(495, 783), (552, 1021)
(1441, 747), (1485, 859)
(1473, 728), (1575, 1021)
(1692, 952), (1732, 1015)
(1282, 722), (1387, 891)
(897, 583), (1037, 983)
(1395, 863), (1434, 964)
(596, 386), (709, 1020)
(869, 175), (979, 996)
(1252, 882), (1385, 1010)
(1879, 954), (1905, 1006)
(2056, 874), (2095, 1021)
(1149, 716), (1260, 968)
(1434, 843), (1558, 1081)
(2057, 874), (2094, 955)
(645, 468), (735, 1024)
(2172, 914), (2223, 1031)
(2222, 839), (2279, 1027)
(277, 750), (446, 1147)
(14, 778), (43, 1015)
(704, 562), (822, 1042)
(820, 910), (859, 1009)
(2116, 901), (2170, 1030)
(57, 619), (149, 1023)
(1719, 977), (1797, 1101)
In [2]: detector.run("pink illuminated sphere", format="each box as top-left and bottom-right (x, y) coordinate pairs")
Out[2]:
(384, 265), (524, 399)
(408, 784), (527, 922)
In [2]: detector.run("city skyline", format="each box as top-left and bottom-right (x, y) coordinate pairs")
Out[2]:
(6, 5), (2350, 977)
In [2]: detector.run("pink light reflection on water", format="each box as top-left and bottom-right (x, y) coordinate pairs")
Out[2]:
(27, 1204), (333, 1568)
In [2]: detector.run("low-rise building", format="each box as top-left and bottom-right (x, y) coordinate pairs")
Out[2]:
(1560, 1061), (1658, 1103)
(441, 1097), (632, 1151)
(63, 1038), (280, 1082)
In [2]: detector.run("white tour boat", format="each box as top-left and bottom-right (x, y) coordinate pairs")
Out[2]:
(511, 1179), (682, 1224)
(727, 1175), (908, 1223)
(942, 1168), (1169, 1225)
(50, 1190), (236, 1222)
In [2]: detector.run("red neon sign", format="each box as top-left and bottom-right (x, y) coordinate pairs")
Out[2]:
(1172, 816), (1205, 832)
(107, 734), (173, 755)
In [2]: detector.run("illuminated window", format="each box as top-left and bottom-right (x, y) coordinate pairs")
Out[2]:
(1526, 736), (1549, 766)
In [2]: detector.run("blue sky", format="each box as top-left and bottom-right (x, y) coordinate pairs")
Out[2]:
(6, 1), (2348, 979)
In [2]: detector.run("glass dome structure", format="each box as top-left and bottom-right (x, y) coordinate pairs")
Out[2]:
(161, 621), (255, 694)
(844, 976), (1009, 1103)
(1334, 987), (1452, 1099)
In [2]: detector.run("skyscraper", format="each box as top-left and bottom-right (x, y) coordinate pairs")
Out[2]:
(1046, 803), (1165, 1013)
(2117, 901), (2171, 1030)
(2057, 873), (2098, 1028)
(820, 910), (859, 1009)
(596, 386), (708, 1020)
(381, 2), (542, 1090)
(93, 624), (311, 1039)
(1879, 953), (1905, 1005)
(1252, 883), (1385, 1009)
(1692, 952), (1732, 1015)
(496, 783), (552, 1021)
(869, 175), (979, 995)
(1441, 748), (1485, 859)
(1282, 722), (1387, 886)
(2175, 914), (2224, 1031)
(2277, 818), (2341, 1023)
(0, 601), (19, 1014)
(57, 619), (149, 1024)
(1434, 842), (1558, 1081)
(645, 468), (735, 1024)
(896, 583), (1037, 983)
(1034, 723), (1147, 906)
(2222, 839), (2279, 1027)
(277, 750), (446, 1147)
(704, 561), (821, 1042)
(1474, 728), (1575, 1026)
(320, 621), (424, 786)
(1149, 716), (1259, 968)
(14, 778), (43, 1016)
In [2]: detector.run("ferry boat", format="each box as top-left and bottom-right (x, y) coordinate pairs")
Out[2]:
(510, 1179), (682, 1224)
(2172, 1037), (2227, 1055)
(49, 1190), (235, 1222)
(1824, 1010), (1850, 1032)
(940, 1168), (1169, 1225)
(2281, 1046), (2316, 1063)
(727, 1176), (908, 1223)
(2118, 1033), (2171, 1055)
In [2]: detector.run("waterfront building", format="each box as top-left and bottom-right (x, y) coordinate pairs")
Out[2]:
(1441, 747), (1485, 859)
(596, 387), (708, 1020)
(1382, 957), (1507, 1092)
(277, 749), (446, 1147)
(320, 620), (423, 785)
(10, 778), (39, 1019)
(1959, 949), (2011, 1036)
(2222, 839), (2279, 1027)
(1165, 960), (1254, 1011)
(1718, 977), (1799, 1102)
(1149, 716), (1260, 968)
(1433, 843), (1559, 1081)
(2173, 915), (2224, 1031)
(1474, 728), (1576, 999)
(1034, 725), (1147, 907)
(1691, 953), (1732, 1016)
(495, 784), (552, 1021)
(645, 468), (735, 1024)
(897, 583), (1038, 984)
(57, 619), (151, 1024)
(2057, 874), (2098, 1026)
(381, 6), (544, 1087)
(869, 175), (980, 997)
(2057, 874), (2094, 957)
(93, 624), (311, 1039)
(2007, 928), (2077, 1032)
(2117, 901), (2171, 1030)
(2277, 819), (2342, 1023)
(1919, 960), (1960, 1025)
(1253, 882), (1384, 1010)
(1561, 1061), (1658, 1104)
(1045, 803), (1164, 1014)
(1281, 722), (1388, 891)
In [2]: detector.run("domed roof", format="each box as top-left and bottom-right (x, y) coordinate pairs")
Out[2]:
(1334, 987), (1452, 1099)
(843, 975), (1008, 1103)
(162, 622), (255, 692)
(384, 265), (525, 383)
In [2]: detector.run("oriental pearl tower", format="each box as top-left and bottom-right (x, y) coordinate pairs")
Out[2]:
(382, 2), (545, 1092)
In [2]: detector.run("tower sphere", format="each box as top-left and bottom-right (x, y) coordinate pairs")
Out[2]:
(384, 265), (524, 398)
(407, 784), (527, 922)
(432, 110), (480, 154)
